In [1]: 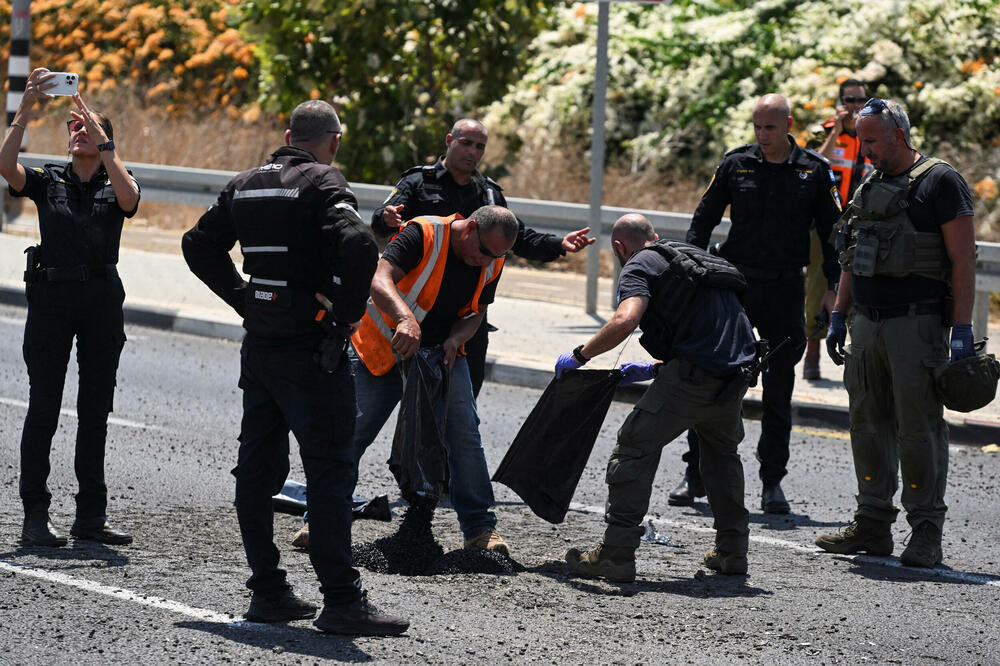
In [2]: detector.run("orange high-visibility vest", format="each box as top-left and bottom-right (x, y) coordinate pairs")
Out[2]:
(823, 119), (872, 203)
(351, 214), (505, 376)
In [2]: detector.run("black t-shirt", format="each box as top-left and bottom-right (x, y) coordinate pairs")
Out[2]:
(10, 163), (140, 268)
(618, 248), (756, 376)
(851, 158), (975, 306)
(382, 223), (500, 347)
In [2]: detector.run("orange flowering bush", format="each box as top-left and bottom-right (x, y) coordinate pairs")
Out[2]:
(0, 0), (256, 114)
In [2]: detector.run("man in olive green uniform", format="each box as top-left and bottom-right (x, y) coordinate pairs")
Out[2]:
(817, 99), (976, 568)
(556, 214), (758, 582)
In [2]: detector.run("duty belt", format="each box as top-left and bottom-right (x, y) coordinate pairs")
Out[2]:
(855, 301), (943, 321)
(24, 264), (118, 283)
(733, 264), (802, 281)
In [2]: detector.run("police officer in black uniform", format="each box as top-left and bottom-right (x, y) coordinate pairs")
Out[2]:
(683, 94), (842, 514)
(182, 100), (407, 636)
(1, 69), (140, 547)
(372, 118), (594, 396)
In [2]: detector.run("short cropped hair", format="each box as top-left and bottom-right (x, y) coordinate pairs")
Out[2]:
(864, 99), (912, 146)
(469, 205), (518, 242)
(838, 78), (866, 101)
(289, 100), (341, 144)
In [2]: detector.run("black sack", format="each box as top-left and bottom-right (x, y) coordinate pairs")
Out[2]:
(388, 347), (449, 506)
(493, 369), (621, 524)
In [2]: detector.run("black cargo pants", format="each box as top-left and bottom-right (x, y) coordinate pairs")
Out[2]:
(19, 278), (126, 522)
(235, 335), (363, 604)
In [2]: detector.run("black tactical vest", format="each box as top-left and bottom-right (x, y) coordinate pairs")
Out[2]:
(637, 240), (747, 360)
(833, 158), (951, 282)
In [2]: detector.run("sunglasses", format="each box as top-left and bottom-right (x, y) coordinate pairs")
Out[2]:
(859, 98), (900, 129)
(474, 226), (506, 259)
(66, 120), (85, 133)
(841, 96), (866, 104)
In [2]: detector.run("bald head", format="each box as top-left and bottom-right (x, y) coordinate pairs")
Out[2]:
(450, 118), (487, 137)
(752, 93), (793, 163)
(754, 93), (791, 118)
(611, 214), (656, 264)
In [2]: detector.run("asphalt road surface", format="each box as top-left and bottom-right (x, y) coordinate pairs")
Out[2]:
(0, 303), (998, 665)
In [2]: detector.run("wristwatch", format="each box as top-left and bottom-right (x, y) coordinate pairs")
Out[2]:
(97, 139), (115, 152)
(572, 344), (590, 364)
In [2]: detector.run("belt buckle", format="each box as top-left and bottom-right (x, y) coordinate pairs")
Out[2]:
(866, 306), (881, 322)
(77, 265), (90, 281)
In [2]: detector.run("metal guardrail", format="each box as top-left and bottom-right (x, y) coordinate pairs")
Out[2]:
(5, 152), (998, 336)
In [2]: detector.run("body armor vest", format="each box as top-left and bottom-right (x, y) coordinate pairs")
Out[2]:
(637, 240), (747, 360)
(833, 158), (951, 282)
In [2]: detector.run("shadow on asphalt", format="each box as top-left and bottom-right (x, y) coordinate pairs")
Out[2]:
(750, 511), (843, 530)
(1, 540), (130, 568)
(836, 555), (1000, 586)
(527, 560), (772, 599)
(175, 620), (375, 662)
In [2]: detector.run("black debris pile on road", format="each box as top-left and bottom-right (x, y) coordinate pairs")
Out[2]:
(429, 547), (523, 575)
(352, 504), (522, 576)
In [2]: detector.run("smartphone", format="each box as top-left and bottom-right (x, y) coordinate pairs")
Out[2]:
(45, 72), (79, 96)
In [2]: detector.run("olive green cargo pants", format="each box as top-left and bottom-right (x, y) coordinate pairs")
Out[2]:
(603, 359), (750, 554)
(845, 312), (950, 530)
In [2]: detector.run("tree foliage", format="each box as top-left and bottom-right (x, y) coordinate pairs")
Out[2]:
(238, 0), (557, 183)
(485, 0), (1000, 175)
(0, 0), (256, 116)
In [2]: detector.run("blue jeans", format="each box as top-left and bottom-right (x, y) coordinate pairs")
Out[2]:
(350, 347), (497, 540)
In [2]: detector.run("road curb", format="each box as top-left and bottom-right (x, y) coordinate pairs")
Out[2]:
(2, 283), (997, 445)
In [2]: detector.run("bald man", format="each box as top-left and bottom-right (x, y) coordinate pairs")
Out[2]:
(372, 118), (594, 398)
(684, 94), (843, 514)
(557, 214), (757, 581)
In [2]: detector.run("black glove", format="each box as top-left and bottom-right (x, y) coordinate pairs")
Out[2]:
(826, 311), (847, 366)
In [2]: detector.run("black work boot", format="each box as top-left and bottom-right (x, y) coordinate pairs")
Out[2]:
(314, 592), (409, 636)
(668, 470), (706, 506)
(815, 516), (893, 556)
(900, 522), (943, 568)
(20, 508), (68, 547)
(704, 547), (748, 575)
(565, 544), (636, 583)
(71, 519), (133, 545)
(761, 483), (790, 514)
(245, 587), (318, 623)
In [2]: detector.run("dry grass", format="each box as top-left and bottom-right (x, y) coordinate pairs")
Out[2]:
(17, 93), (279, 230)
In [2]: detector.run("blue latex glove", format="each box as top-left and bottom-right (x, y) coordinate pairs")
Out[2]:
(950, 323), (974, 363)
(826, 310), (847, 366)
(618, 361), (656, 386)
(555, 352), (583, 379)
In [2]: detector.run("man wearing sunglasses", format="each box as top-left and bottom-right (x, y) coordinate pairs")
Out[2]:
(682, 94), (843, 515)
(816, 98), (976, 568)
(350, 205), (519, 555)
(372, 119), (594, 398)
(802, 79), (873, 381)
(1, 68), (140, 549)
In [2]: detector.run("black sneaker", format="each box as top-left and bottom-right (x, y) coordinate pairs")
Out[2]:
(900, 522), (943, 568)
(245, 587), (318, 623)
(815, 517), (893, 556)
(314, 593), (409, 636)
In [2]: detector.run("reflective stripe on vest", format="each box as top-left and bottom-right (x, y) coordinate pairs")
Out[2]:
(351, 215), (504, 376)
(828, 132), (871, 203)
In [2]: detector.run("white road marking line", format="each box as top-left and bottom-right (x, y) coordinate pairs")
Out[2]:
(569, 502), (1000, 587)
(0, 315), (26, 326)
(0, 396), (161, 431)
(0, 560), (250, 626)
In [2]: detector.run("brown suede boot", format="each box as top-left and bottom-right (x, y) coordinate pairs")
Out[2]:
(565, 544), (636, 582)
